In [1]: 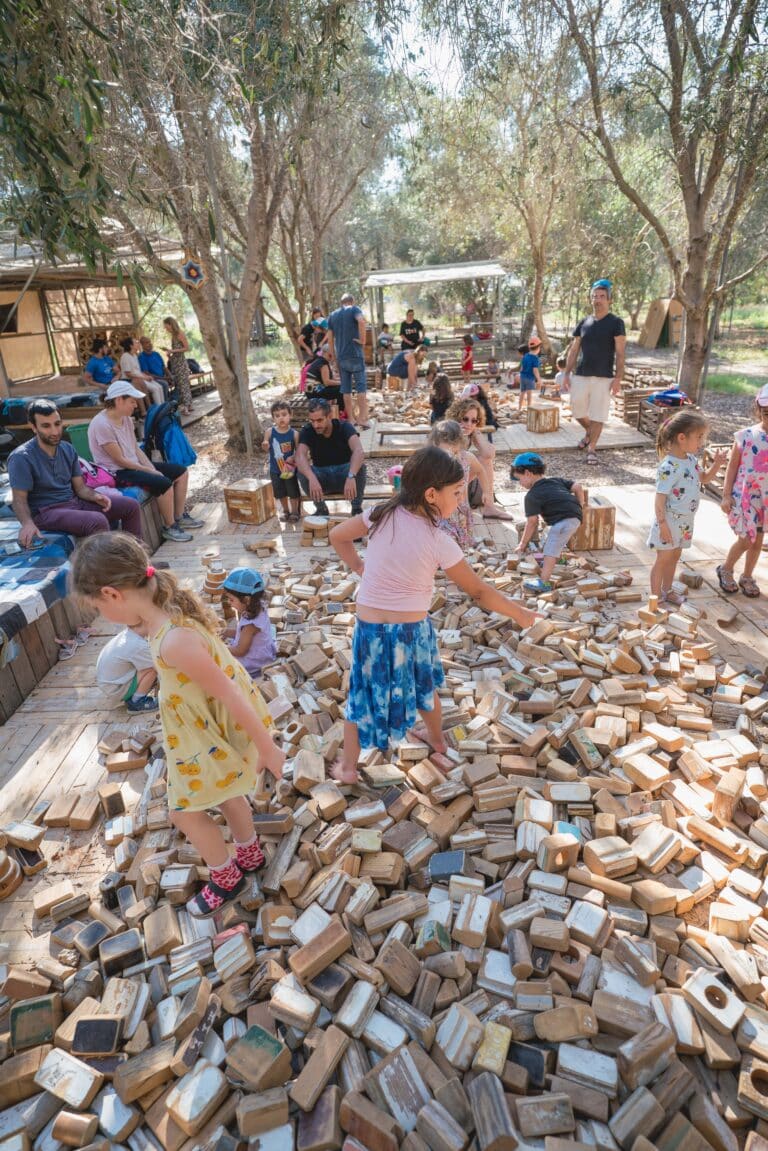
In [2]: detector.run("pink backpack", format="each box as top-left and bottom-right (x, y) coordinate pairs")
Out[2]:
(79, 458), (116, 488)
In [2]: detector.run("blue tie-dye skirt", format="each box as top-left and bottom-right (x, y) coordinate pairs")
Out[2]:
(346, 617), (444, 750)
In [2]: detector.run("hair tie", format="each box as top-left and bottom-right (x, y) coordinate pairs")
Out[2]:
(146, 565), (155, 579)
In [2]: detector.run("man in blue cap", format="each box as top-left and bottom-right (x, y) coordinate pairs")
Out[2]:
(562, 279), (626, 464)
(511, 451), (585, 593)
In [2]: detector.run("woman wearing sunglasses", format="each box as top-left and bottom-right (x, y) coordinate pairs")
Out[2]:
(446, 396), (511, 519)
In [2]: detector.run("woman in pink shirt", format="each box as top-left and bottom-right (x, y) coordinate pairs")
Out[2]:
(329, 446), (536, 782)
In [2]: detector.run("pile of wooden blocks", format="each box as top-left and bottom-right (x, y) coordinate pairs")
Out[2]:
(2, 545), (768, 1151)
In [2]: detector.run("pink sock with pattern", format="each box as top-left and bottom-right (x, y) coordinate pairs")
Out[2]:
(234, 833), (264, 872)
(208, 857), (243, 890)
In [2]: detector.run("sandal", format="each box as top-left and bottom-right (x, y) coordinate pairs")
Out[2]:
(586, 451), (598, 465)
(186, 874), (246, 919)
(716, 564), (739, 594)
(662, 590), (686, 606)
(739, 575), (761, 598)
(288, 512), (301, 523)
(55, 637), (78, 660)
(577, 436), (589, 450)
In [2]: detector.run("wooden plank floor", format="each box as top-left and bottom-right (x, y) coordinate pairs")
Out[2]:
(358, 412), (650, 457)
(3, 485), (768, 962)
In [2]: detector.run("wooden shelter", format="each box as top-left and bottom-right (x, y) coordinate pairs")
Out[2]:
(0, 231), (183, 398)
(637, 297), (683, 349)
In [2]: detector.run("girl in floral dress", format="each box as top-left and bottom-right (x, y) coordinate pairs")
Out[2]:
(71, 533), (285, 917)
(648, 411), (726, 604)
(717, 388), (768, 597)
(428, 419), (488, 548)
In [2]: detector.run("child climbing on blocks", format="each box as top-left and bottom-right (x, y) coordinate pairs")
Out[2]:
(511, 451), (585, 594)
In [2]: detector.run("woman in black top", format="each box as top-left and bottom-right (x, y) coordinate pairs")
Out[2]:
(305, 353), (342, 417)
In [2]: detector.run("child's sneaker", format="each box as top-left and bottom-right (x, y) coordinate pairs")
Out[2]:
(523, 577), (553, 594)
(187, 859), (245, 918)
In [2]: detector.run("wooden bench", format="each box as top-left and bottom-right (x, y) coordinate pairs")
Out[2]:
(189, 370), (215, 395)
(305, 483), (392, 506)
(377, 424), (493, 446)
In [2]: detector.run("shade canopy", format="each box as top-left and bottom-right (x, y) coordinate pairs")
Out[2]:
(363, 259), (516, 290)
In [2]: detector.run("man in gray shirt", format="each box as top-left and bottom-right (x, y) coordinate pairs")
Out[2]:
(8, 399), (143, 547)
(326, 291), (370, 430)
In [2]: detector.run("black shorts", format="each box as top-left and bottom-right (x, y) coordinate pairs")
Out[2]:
(270, 473), (300, 499)
(115, 461), (187, 494)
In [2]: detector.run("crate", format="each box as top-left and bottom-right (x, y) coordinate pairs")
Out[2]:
(614, 386), (658, 426)
(701, 443), (730, 501)
(527, 404), (560, 434)
(637, 399), (699, 439)
(224, 478), (276, 525)
(570, 495), (616, 551)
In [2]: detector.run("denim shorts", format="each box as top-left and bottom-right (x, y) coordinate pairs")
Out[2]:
(346, 617), (444, 750)
(338, 357), (368, 395)
(542, 516), (581, 557)
(520, 376), (537, 393)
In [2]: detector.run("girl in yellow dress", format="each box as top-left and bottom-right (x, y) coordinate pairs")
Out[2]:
(71, 533), (285, 917)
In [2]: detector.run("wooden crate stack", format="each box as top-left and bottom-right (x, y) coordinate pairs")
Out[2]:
(637, 399), (701, 441)
(3, 547), (768, 1151)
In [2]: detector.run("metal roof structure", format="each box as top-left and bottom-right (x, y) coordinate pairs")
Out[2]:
(363, 259), (517, 290)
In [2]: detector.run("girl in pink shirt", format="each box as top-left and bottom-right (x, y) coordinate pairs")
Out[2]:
(329, 445), (536, 782)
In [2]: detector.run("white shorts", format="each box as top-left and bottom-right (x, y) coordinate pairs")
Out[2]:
(570, 375), (612, 423)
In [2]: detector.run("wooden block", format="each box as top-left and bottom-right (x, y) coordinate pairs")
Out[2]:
(105, 749), (149, 772)
(113, 1038), (176, 1102)
(472, 1022), (512, 1077)
(374, 937), (421, 997)
(435, 1003), (484, 1071)
(9, 994), (62, 1050)
(340, 1091), (403, 1151)
(416, 1100), (469, 1151)
(51, 1111), (99, 1146)
(530, 917), (570, 953)
(71, 1016), (123, 1057)
(34, 1048), (104, 1109)
(297, 1085), (342, 1151)
(556, 1043), (618, 1098)
(0, 1045), (53, 1109)
(226, 1026), (291, 1091)
(534, 1004), (598, 1042)
(609, 1087), (666, 1149)
(32, 879), (75, 917)
(144, 902), (182, 958)
(43, 792), (79, 827)
(617, 1022), (676, 1090)
(289, 920), (351, 982)
(681, 969), (745, 1035)
(516, 1094), (575, 1138)
(236, 1088), (289, 1137)
(166, 1061), (230, 1136)
(292, 1026), (350, 1114)
(364, 1045), (431, 1133)
(98, 782), (125, 818)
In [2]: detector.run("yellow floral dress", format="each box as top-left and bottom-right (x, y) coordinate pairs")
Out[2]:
(149, 617), (273, 812)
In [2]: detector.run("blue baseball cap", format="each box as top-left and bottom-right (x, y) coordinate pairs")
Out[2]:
(592, 278), (612, 292)
(512, 452), (544, 470)
(222, 568), (265, 596)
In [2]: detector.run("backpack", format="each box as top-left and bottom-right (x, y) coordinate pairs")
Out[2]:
(142, 401), (197, 466)
(79, 458), (116, 489)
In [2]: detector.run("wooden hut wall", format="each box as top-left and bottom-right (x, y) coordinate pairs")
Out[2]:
(0, 289), (54, 387)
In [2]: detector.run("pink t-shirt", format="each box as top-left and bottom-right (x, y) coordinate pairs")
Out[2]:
(87, 411), (140, 473)
(357, 506), (463, 613)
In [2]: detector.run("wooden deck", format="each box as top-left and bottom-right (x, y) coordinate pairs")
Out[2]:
(3, 485), (768, 962)
(358, 411), (650, 457)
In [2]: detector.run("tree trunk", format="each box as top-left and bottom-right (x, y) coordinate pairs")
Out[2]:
(520, 309), (535, 344)
(531, 254), (551, 354)
(677, 306), (709, 402)
(188, 280), (263, 452)
(629, 309), (640, 330)
(309, 233), (324, 309)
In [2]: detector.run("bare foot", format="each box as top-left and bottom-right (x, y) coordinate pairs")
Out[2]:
(330, 760), (359, 784)
(482, 506), (513, 520)
(407, 725), (448, 756)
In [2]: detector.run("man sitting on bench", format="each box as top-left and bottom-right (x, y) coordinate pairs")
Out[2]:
(295, 398), (367, 516)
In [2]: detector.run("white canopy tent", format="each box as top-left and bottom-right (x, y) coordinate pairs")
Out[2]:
(361, 259), (519, 355)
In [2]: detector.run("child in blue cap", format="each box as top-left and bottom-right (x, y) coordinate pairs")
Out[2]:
(511, 452), (585, 593)
(222, 568), (277, 678)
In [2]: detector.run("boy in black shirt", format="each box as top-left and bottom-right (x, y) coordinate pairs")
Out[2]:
(511, 452), (585, 593)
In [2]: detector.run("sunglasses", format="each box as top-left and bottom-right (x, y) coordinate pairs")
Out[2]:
(462, 416), (478, 424)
